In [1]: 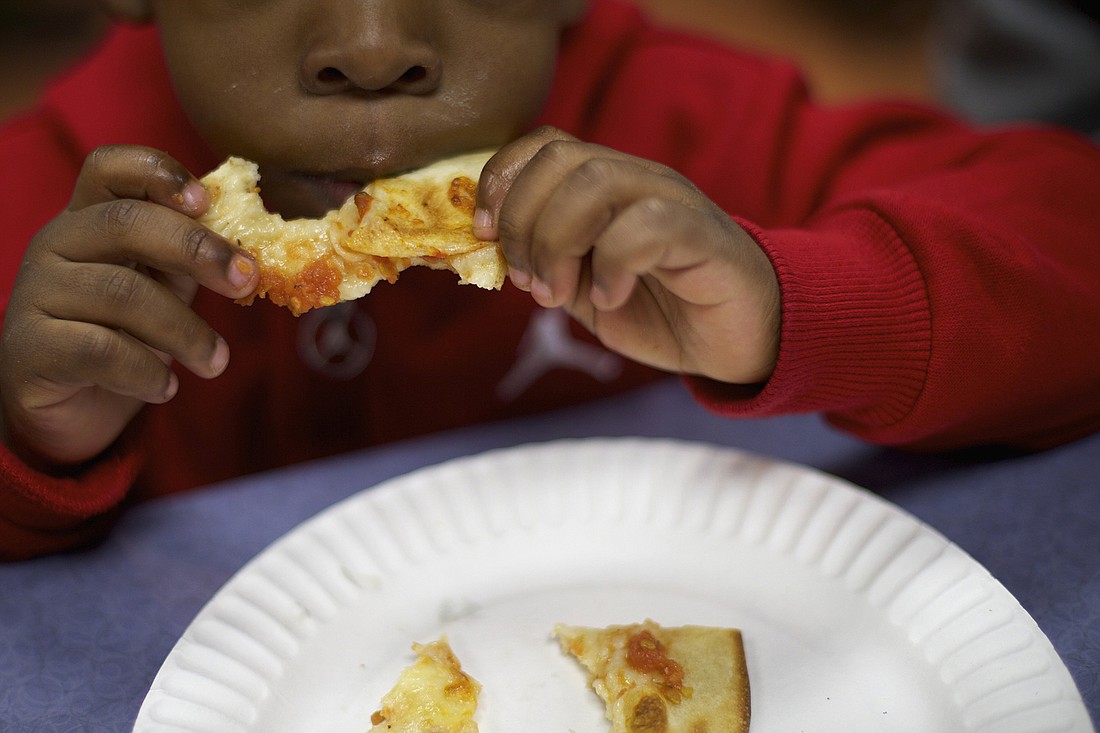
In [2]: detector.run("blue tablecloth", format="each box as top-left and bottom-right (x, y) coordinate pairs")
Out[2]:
(1, 379), (1097, 731)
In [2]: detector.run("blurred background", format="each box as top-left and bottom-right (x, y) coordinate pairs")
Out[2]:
(0, 0), (109, 119)
(639, 0), (937, 104)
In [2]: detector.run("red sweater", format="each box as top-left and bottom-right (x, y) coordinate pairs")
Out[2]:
(2, 0), (1099, 559)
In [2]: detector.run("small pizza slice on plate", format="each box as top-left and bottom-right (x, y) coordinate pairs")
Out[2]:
(199, 150), (504, 316)
(554, 619), (751, 733)
(368, 637), (481, 733)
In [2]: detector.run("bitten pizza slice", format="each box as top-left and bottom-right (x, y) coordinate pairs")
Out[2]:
(368, 637), (481, 733)
(199, 150), (505, 316)
(554, 620), (750, 733)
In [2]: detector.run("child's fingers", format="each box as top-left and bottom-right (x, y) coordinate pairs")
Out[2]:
(483, 132), (696, 297)
(586, 198), (700, 311)
(46, 199), (257, 300)
(70, 145), (208, 216)
(24, 319), (183, 405)
(37, 260), (230, 382)
(493, 139), (598, 300)
(526, 156), (698, 308)
(474, 126), (579, 248)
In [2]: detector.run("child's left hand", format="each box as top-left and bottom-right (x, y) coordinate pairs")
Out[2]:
(474, 127), (780, 385)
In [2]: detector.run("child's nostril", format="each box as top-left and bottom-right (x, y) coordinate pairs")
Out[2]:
(399, 66), (428, 84)
(317, 67), (346, 84)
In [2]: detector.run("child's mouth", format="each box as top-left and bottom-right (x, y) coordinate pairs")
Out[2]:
(260, 170), (372, 218)
(267, 153), (434, 218)
(298, 174), (367, 211)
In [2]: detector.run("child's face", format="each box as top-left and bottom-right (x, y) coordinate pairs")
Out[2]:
(128, 0), (585, 217)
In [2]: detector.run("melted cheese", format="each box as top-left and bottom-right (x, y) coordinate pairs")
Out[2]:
(199, 151), (505, 316)
(369, 638), (480, 733)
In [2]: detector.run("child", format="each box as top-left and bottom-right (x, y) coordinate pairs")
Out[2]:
(1, 0), (1098, 560)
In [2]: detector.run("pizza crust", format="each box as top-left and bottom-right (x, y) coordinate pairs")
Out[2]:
(199, 151), (505, 316)
(554, 620), (751, 733)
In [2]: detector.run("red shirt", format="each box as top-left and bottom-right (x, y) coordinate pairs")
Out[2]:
(2, 0), (1099, 559)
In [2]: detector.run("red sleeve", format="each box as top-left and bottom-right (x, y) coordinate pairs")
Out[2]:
(0, 436), (145, 561)
(562, 11), (1100, 450)
(689, 122), (1100, 451)
(0, 111), (78, 308)
(0, 110), (148, 559)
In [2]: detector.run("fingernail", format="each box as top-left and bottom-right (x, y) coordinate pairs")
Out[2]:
(228, 254), (255, 290)
(473, 207), (495, 238)
(209, 337), (230, 376)
(508, 266), (532, 291)
(162, 372), (179, 402)
(590, 282), (612, 311)
(531, 277), (555, 307)
(180, 181), (206, 213)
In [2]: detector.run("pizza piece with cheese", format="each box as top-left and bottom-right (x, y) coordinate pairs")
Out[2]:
(368, 637), (481, 733)
(554, 620), (750, 733)
(199, 150), (505, 316)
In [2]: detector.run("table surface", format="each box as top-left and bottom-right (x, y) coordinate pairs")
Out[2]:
(1, 378), (1097, 732)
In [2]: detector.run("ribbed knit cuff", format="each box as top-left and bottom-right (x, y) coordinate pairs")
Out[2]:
(0, 432), (144, 560)
(689, 211), (932, 431)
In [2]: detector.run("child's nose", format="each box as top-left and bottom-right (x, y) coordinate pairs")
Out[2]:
(299, 6), (441, 96)
(305, 61), (438, 96)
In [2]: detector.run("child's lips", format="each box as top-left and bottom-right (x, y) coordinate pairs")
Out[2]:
(278, 154), (429, 216)
(255, 166), (379, 219)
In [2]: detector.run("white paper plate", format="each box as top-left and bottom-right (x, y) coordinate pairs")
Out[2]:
(133, 438), (1091, 732)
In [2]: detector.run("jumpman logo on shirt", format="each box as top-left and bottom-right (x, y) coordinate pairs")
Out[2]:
(496, 308), (623, 401)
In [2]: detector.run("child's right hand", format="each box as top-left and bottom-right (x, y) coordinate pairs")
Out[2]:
(0, 145), (259, 472)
